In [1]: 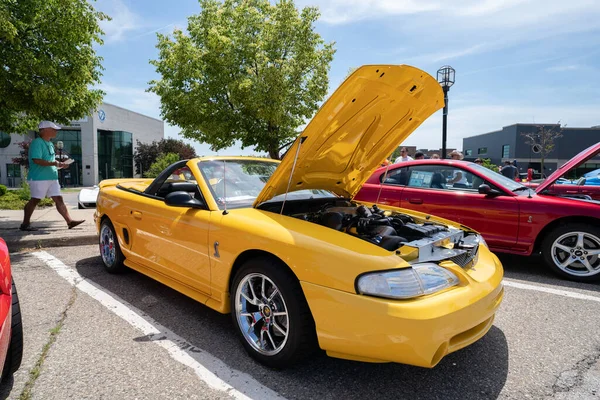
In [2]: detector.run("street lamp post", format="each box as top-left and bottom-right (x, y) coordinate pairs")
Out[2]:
(56, 140), (64, 187)
(437, 65), (455, 159)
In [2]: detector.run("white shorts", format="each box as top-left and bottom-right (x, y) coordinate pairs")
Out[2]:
(28, 180), (61, 199)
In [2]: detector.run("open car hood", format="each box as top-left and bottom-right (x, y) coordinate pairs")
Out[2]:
(536, 142), (600, 194)
(254, 65), (444, 206)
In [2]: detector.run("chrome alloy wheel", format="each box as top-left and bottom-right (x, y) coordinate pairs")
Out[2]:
(100, 224), (116, 267)
(551, 231), (600, 277)
(235, 273), (289, 356)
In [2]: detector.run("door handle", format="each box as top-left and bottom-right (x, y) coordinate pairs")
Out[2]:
(565, 190), (578, 194)
(408, 198), (423, 204)
(131, 211), (142, 220)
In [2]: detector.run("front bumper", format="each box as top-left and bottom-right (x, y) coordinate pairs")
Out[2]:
(301, 248), (504, 367)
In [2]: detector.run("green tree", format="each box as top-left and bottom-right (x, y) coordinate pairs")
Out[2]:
(134, 138), (197, 175)
(144, 153), (180, 178)
(481, 158), (498, 172)
(0, 0), (108, 133)
(521, 122), (564, 177)
(149, 0), (335, 159)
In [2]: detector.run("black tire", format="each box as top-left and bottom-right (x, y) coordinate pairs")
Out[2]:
(99, 218), (125, 273)
(230, 257), (317, 368)
(541, 223), (600, 282)
(2, 280), (24, 381)
(78, 203), (84, 209)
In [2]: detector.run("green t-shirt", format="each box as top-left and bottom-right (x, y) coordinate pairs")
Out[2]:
(28, 137), (58, 181)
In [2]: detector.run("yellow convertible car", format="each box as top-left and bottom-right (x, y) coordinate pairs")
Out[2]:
(95, 65), (504, 368)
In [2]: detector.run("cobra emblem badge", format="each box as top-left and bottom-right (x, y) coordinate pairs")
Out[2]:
(213, 241), (220, 258)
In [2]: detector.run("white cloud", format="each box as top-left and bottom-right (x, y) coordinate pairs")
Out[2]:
(98, 83), (161, 118)
(97, 0), (141, 42)
(405, 103), (600, 150)
(301, 0), (600, 27)
(297, 0), (440, 24)
(96, 0), (179, 43)
(546, 65), (581, 72)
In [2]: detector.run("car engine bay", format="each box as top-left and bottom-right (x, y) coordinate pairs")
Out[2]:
(260, 199), (482, 266)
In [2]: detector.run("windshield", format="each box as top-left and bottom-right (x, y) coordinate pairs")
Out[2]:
(198, 159), (336, 209)
(469, 163), (525, 191)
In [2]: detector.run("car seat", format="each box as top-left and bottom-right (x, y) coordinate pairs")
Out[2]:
(431, 172), (445, 189)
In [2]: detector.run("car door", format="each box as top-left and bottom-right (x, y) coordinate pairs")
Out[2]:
(398, 164), (520, 248)
(355, 166), (408, 207)
(128, 163), (212, 295)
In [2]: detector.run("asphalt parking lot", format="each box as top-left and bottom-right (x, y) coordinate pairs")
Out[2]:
(2, 245), (599, 400)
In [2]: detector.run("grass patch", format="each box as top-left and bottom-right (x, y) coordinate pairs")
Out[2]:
(19, 288), (78, 400)
(0, 188), (53, 210)
(60, 188), (81, 193)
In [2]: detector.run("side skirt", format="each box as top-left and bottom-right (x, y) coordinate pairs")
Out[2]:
(123, 259), (228, 314)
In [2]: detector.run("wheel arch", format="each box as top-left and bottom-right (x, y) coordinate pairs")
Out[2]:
(534, 216), (600, 252)
(228, 249), (297, 293)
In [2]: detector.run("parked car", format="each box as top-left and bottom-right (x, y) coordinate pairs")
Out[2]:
(355, 142), (600, 282)
(0, 238), (23, 381)
(526, 167), (600, 200)
(94, 65), (504, 369)
(78, 185), (99, 209)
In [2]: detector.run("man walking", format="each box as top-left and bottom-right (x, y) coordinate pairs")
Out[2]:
(20, 121), (85, 231)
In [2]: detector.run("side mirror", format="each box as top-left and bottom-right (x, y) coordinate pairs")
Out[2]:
(478, 184), (491, 195)
(164, 191), (205, 209)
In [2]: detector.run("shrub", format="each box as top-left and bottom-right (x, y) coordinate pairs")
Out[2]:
(0, 182), (52, 209)
(18, 181), (31, 200)
(144, 153), (180, 178)
(0, 185), (6, 196)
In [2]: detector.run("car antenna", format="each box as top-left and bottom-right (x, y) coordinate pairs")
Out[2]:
(222, 159), (228, 215)
(375, 162), (392, 204)
(281, 136), (308, 215)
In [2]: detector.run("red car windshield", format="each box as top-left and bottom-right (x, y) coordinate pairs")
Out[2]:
(470, 164), (525, 191)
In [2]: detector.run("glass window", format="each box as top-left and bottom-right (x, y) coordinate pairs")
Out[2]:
(198, 159), (335, 209)
(405, 165), (481, 191)
(465, 149), (473, 156)
(6, 164), (22, 188)
(478, 147), (487, 154)
(470, 164), (524, 191)
(97, 130), (134, 181)
(51, 130), (82, 186)
(0, 132), (10, 148)
(502, 145), (510, 158)
(381, 167), (409, 185)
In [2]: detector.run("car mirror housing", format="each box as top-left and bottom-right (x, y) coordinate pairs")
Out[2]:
(164, 191), (205, 209)
(478, 184), (491, 195)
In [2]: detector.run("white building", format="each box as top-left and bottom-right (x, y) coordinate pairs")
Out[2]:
(0, 103), (164, 187)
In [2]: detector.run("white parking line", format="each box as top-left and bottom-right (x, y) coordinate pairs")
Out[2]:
(503, 279), (600, 303)
(32, 251), (285, 400)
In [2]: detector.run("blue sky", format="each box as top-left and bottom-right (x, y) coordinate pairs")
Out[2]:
(93, 0), (600, 156)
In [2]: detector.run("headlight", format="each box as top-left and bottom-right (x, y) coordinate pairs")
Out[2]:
(477, 234), (488, 249)
(356, 263), (459, 300)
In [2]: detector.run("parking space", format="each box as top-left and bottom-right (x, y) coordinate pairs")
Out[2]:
(3, 246), (600, 399)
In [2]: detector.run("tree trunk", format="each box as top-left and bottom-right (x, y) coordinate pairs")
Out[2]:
(541, 158), (545, 179)
(268, 144), (280, 160)
(266, 123), (281, 159)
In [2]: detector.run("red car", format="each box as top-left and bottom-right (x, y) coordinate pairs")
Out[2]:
(355, 142), (600, 282)
(0, 238), (23, 381)
(526, 178), (600, 201)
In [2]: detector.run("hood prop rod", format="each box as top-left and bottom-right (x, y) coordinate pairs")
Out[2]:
(375, 162), (392, 205)
(222, 160), (228, 215)
(281, 136), (308, 215)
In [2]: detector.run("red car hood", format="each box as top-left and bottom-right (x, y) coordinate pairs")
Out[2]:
(536, 142), (600, 194)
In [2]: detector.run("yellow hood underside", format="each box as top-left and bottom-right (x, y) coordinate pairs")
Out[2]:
(254, 64), (444, 206)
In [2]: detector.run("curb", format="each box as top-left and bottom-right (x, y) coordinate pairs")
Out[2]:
(5, 233), (98, 252)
